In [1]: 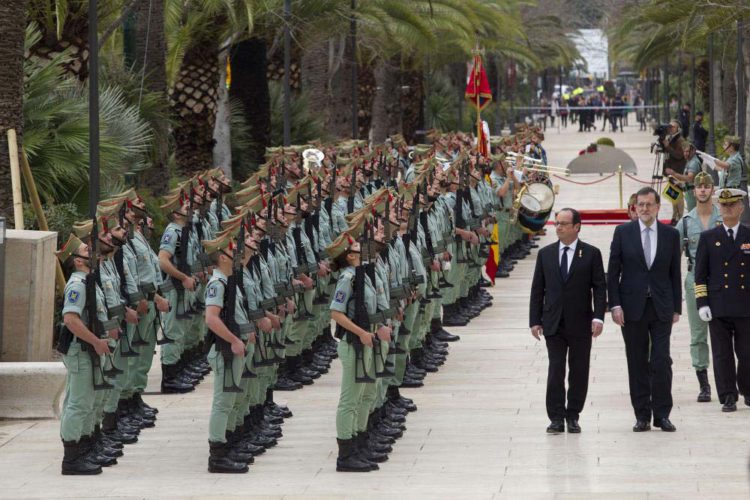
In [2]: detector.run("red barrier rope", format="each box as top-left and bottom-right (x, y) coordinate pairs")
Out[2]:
(552, 173), (616, 185)
(623, 173), (656, 185)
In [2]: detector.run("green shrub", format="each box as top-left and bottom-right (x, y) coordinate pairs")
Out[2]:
(23, 202), (83, 245)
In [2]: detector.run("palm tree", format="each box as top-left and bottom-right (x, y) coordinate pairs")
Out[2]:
(0, 0), (29, 224)
(132, 0), (170, 194)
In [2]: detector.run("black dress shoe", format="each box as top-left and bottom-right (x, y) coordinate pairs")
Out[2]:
(433, 329), (461, 342)
(566, 418), (581, 433)
(546, 420), (564, 434)
(722, 394), (737, 412)
(632, 420), (651, 432)
(653, 418), (676, 432)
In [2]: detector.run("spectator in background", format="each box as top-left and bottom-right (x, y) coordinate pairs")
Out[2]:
(614, 94), (625, 132)
(560, 97), (569, 128)
(692, 111), (708, 152)
(635, 96), (646, 131)
(679, 103), (691, 139)
(550, 97), (559, 128)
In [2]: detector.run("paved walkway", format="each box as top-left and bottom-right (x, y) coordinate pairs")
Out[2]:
(1, 118), (749, 498)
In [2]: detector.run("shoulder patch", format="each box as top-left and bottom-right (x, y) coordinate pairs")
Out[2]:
(334, 290), (346, 303)
(207, 285), (218, 298)
(162, 232), (172, 244)
(67, 290), (80, 304)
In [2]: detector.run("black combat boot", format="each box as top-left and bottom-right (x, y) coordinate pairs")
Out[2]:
(102, 411), (138, 444)
(265, 388), (293, 418)
(161, 363), (194, 394)
(697, 370), (712, 402)
(208, 441), (249, 473)
(133, 392), (158, 414)
(336, 438), (375, 472)
(355, 432), (388, 463)
(62, 440), (102, 475)
(80, 435), (117, 467)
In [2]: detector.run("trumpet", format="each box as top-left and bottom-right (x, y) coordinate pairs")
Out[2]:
(506, 157), (570, 176)
(506, 151), (545, 165)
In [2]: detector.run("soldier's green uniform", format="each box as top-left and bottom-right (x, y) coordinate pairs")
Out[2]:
(720, 150), (745, 189)
(331, 264), (377, 459)
(205, 265), (253, 473)
(60, 271), (108, 443)
(677, 203), (721, 372)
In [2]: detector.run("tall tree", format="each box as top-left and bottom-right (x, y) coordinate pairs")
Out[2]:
(0, 0), (29, 223)
(132, 0), (170, 193)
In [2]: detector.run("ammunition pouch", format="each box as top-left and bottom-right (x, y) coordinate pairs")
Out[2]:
(141, 282), (157, 295)
(238, 323), (255, 336)
(128, 291), (146, 305)
(247, 308), (266, 321)
(107, 304), (125, 321)
(56, 323), (75, 355)
(260, 298), (278, 310)
(158, 281), (175, 294)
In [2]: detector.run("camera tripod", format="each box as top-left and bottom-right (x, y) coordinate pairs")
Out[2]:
(649, 144), (664, 191)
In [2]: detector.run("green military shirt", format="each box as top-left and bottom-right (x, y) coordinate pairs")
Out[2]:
(63, 271), (109, 324)
(330, 266), (377, 317)
(677, 205), (722, 270)
(205, 269), (251, 338)
(721, 152), (746, 188)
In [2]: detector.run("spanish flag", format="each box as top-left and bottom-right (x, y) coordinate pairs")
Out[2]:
(465, 54), (492, 111)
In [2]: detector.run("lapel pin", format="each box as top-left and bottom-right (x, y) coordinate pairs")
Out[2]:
(578, 249), (582, 258)
(716, 241), (721, 246)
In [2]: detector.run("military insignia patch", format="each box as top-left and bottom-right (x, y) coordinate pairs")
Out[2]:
(334, 290), (346, 303)
(68, 290), (80, 304)
(207, 286), (217, 298)
(162, 233), (172, 244)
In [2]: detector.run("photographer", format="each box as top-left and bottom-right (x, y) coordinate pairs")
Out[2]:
(666, 142), (701, 211)
(713, 135), (749, 225)
(660, 120), (687, 224)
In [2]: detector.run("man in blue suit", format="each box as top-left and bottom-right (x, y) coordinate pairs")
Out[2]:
(608, 187), (682, 432)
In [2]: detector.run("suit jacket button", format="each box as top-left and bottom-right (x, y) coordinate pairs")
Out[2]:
(724, 273), (728, 277)
(725, 285), (729, 288)
(725, 262), (729, 266)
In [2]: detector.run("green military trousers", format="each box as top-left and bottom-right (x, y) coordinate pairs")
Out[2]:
(60, 342), (96, 442)
(684, 271), (710, 371)
(208, 344), (245, 443)
(336, 340), (374, 439)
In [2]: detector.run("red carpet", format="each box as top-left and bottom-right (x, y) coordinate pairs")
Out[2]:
(545, 209), (671, 225)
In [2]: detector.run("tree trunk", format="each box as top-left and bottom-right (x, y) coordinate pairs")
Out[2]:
(742, 22), (750, 153)
(722, 59), (736, 134)
(327, 36), (354, 139)
(213, 49), (232, 178)
(0, 0), (29, 223)
(400, 68), (423, 143)
(370, 56), (402, 144)
(357, 61), (375, 140)
(230, 37), (270, 174)
(170, 38), (220, 178)
(300, 39), (331, 126)
(132, 0), (170, 194)
(712, 57), (725, 126)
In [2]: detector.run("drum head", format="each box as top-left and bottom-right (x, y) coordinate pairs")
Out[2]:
(526, 183), (555, 210)
(520, 193), (542, 212)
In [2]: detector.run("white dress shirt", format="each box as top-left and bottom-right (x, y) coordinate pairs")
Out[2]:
(723, 222), (740, 241)
(639, 219), (657, 266)
(559, 239), (578, 274)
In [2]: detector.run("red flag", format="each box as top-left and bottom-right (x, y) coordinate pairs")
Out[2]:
(465, 54), (492, 111)
(485, 247), (498, 285)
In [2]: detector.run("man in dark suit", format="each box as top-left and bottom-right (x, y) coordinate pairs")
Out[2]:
(608, 187), (682, 432)
(530, 208), (607, 434)
(694, 188), (750, 412)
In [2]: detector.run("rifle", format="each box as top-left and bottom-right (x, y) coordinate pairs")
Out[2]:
(212, 224), (251, 392)
(347, 166), (357, 213)
(173, 188), (195, 320)
(352, 221), (375, 383)
(86, 219), (116, 390)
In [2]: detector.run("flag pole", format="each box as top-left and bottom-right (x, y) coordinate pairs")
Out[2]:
(475, 54), (482, 155)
